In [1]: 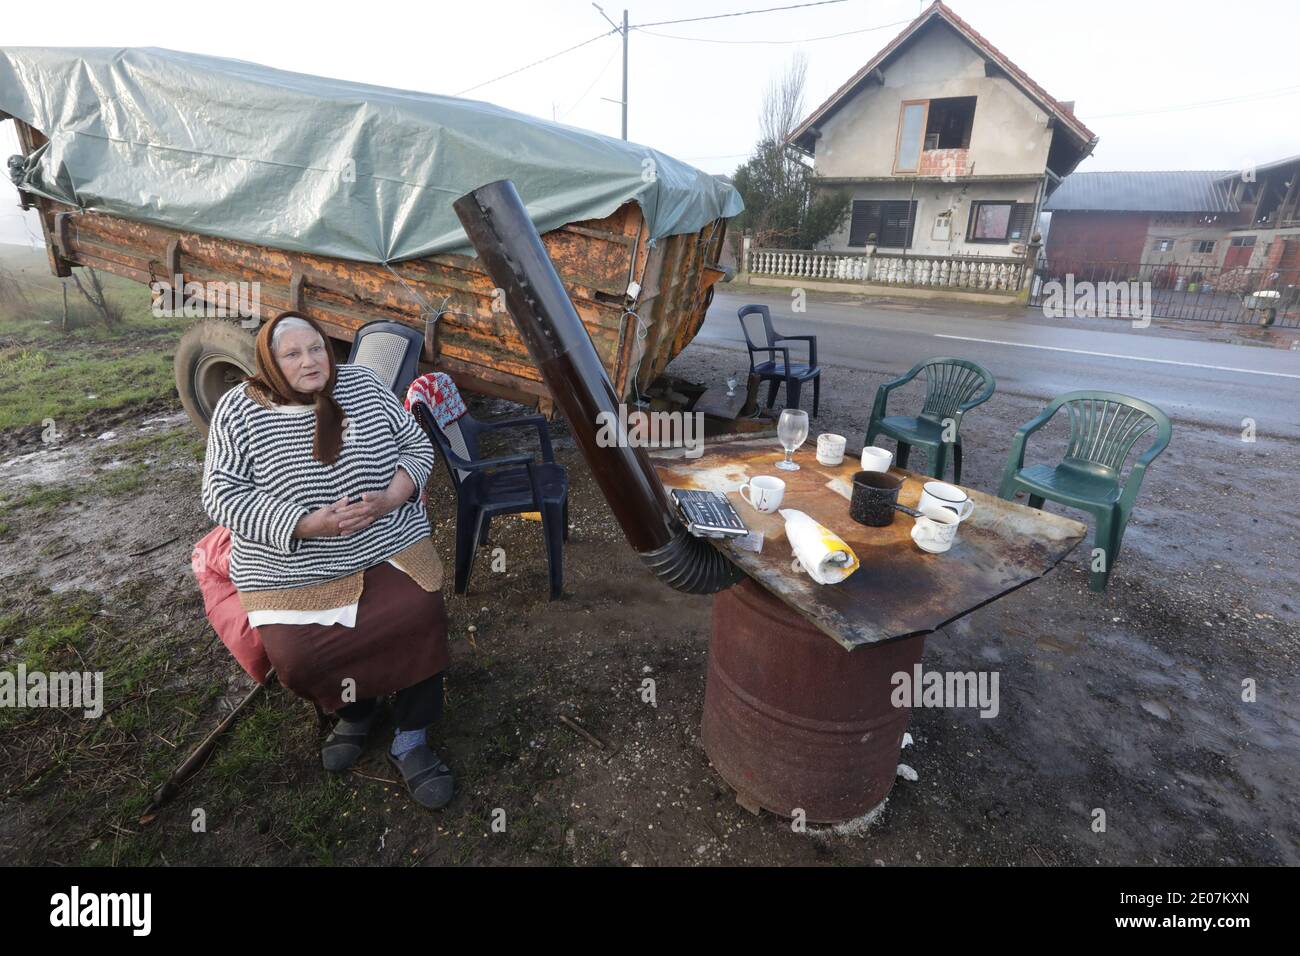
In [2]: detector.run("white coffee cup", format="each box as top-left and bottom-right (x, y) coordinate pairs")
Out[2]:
(860, 446), (893, 472)
(911, 509), (959, 553)
(919, 480), (974, 522)
(739, 475), (785, 513)
(816, 433), (847, 466)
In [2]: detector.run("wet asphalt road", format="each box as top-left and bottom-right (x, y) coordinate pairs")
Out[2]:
(701, 288), (1300, 440)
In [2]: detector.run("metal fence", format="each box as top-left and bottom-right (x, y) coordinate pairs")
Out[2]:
(747, 248), (1027, 294)
(1028, 257), (1300, 327)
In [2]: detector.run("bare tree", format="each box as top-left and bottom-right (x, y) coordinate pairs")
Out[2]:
(70, 266), (123, 327)
(733, 53), (848, 250)
(759, 52), (807, 148)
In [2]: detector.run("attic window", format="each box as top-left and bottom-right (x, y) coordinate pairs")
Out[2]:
(924, 97), (976, 150)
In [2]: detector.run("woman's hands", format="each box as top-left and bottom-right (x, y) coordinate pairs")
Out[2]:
(335, 490), (399, 535)
(292, 469), (417, 539)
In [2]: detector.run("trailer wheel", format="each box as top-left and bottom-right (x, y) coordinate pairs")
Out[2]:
(174, 320), (258, 434)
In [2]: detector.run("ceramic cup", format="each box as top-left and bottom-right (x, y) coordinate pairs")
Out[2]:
(911, 509), (960, 553)
(816, 433), (847, 466)
(739, 475), (785, 513)
(919, 480), (975, 522)
(860, 446), (893, 472)
(849, 470), (903, 527)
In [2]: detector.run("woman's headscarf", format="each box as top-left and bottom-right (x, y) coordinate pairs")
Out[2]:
(245, 311), (346, 465)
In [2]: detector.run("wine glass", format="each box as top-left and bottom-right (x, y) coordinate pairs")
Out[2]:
(725, 371), (740, 397)
(776, 408), (809, 471)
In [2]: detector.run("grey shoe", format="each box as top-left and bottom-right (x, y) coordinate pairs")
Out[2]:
(387, 745), (454, 810)
(321, 710), (380, 772)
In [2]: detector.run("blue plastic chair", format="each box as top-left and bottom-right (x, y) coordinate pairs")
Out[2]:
(410, 381), (568, 601)
(737, 304), (821, 416)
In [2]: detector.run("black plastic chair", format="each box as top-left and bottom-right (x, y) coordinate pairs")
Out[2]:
(737, 304), (821, 416)
(410, 381), (568, 601)
(346, 320), (424, 397)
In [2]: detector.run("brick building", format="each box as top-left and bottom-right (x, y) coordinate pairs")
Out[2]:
(1044, 157), (1300, 297)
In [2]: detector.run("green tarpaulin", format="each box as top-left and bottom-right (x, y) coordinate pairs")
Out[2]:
(0, 47), (741, 263)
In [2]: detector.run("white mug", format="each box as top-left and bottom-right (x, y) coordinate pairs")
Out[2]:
(816, 433), (847, 466)
(919, 480), (974, 522)
(739, 475), (785, 513)
(911, 509), (959, 553)
(860, 446), (892, 472)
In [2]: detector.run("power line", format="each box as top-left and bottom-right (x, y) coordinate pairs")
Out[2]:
(454, 29), (616, 97)
(630, 0), (847, 29)
(559, 42), (622, 120)
(1083, 85), (1300, 120)
(637, 16), (912, 44)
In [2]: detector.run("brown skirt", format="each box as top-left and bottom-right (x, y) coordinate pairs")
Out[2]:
(256, 562), (450, 713)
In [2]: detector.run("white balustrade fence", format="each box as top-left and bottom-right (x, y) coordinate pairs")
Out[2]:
(746, 247), (1028, 293)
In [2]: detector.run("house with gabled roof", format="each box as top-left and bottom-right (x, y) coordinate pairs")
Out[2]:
(788, 1), (1097, 258)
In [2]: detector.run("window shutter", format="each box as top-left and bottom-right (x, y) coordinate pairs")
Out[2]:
(849, 201), (882, 247)
(1008, 203), (1035, 241)
(880, 201), (917, 247)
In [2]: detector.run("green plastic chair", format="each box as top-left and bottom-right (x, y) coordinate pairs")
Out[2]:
(998, 391), (1172, 592)
(864, 358), (995, 483)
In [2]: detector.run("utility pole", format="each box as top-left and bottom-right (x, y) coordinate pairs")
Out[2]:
(594, 4), (628, 140)
(621, 9), (628, 140)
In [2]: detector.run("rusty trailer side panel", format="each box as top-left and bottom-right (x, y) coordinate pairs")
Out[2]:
(8, 118), (728, 410)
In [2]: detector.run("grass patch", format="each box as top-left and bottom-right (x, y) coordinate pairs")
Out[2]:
(92, 427), (206, 465)
(0, 579), (228, 864)
(0, 460), (154, 516)
(0, 252), (188, 433)
(0, 425), (203, 517)
(0, 346), (179, 432)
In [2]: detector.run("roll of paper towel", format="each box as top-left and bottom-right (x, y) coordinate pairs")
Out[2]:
(779, 509), (859, 585)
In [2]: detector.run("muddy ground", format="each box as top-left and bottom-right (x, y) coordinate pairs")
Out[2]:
(0, 314), (1296, 866)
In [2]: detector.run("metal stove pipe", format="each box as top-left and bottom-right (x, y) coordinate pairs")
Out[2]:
(453, 179), (742, 595)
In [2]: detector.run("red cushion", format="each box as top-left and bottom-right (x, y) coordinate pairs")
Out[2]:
(192, 526), (271, 684)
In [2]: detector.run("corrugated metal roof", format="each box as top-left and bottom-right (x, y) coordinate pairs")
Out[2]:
(1044, 170), (1239, 213)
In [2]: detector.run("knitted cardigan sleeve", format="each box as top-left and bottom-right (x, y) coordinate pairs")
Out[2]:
(201, 390), (311, 555)
(358, 366), (435, 499)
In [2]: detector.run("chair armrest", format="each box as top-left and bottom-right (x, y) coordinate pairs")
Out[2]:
(411, 403), (540, 474)
(751, 345), (792, 369)
(454, 451), (536, 473)
(1118, 434), (1171, 510)
(774, 334), (817, 367)
(476, 414), (555, 463)
(1004, 406), (1059, 471)
(869, 369), (916, 421)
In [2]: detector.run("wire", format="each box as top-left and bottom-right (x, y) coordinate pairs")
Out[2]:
(559, 42), (621, 120)
(454, 30), (617, 97)
(680, 151), (752, 161)
(1083, 84), (1300, 120)
(631, 0), (847, 29)
(636, 16), (912, 44)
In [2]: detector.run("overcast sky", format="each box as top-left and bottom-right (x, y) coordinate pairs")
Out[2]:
(3, 0), (1297, 246)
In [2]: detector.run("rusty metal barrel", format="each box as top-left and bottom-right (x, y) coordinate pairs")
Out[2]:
(703, 577), (926, 823)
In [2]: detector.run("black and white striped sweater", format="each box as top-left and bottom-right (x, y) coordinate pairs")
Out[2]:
(201, 364), (436, 592)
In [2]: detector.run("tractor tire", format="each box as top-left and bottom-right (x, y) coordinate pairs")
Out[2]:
(174, 319), (258, 436)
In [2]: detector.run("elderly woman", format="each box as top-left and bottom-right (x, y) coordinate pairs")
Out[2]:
(201, 311), (452, 809)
